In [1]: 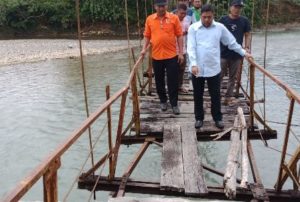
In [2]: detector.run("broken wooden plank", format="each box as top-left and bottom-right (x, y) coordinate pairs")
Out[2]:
(161, 125), (184, 192)
(224, 116), (241, 199)
(181, 124), (208, 195)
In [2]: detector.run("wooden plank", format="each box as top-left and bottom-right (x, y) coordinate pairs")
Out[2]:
(161, 125), (184, 192)
(224, 116), (241, 199)
(109, 197), (200, 202)
(247, 140), (269, 201)
(138, 121), (236, 134)
(78, 177), (300, 201)
(139, 106), (250, 116)
(117, 142), (150, 197)
(181, 124), (208, 195)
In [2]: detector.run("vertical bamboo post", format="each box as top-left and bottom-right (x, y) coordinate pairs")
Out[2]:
(111, 91), (128, 179)
(276, 98), (295, 192)
(106, 85), (113, 180)
(249, 64), (255, 130)
(75, 0), (95, 171)
(292, 164), (298, 190)
(147, 48), (153, 95)
(43, 158), (61, 202)
(131, 69), (141, 135)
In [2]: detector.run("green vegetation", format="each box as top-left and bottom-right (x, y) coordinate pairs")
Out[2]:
(0, 0), (299, 34)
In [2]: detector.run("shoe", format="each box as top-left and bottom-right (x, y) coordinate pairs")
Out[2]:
(215, 120), (224, 129)
(160, 102), (167, 111)
(172, 106), (180, 115)
(195, 120), (203, 129)
(224, 97), (237, 106)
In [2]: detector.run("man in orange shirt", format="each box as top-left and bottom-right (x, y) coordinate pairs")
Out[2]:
(141, 0), (184, 115)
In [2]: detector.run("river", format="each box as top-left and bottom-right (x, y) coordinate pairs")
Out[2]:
(0, 32), (299, 201)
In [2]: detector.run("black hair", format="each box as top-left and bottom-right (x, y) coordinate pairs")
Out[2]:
(201, 4), (214, 13)
(177, 3), (187, 11)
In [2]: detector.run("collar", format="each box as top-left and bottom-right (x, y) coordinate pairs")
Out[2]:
(192, 7), (200, 12)
(194, 20), (217, 29)
(153, 12), (171, 19)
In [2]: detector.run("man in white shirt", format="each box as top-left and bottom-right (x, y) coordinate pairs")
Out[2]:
(187, 4), (251, 129)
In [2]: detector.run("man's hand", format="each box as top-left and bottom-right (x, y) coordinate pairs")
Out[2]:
(140, 49), (147, 59)
(244, 47), (251, 53)
(244, 52), (253, 60)
(178, 54), (184, 65)
(191, 66), (199, 77)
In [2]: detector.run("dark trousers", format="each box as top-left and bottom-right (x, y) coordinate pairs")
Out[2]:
(152, 56), (179, 107)
(192, 73), (222, 121)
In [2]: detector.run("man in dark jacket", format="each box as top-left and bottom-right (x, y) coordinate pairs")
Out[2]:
(220, 0), (251, 105)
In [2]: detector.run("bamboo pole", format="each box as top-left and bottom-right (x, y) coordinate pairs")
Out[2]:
(249, 64), (255, 130)
(241, 128), (249, 188)
(111, 91), (128, 179)
(75, 0), (95, 172)
(43, 158), (60, 202)
(276, 98), (295, 191)
(106, 86), (113, 180)
(130, 66), (141, 135)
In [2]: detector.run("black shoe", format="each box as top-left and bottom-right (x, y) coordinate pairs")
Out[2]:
(160, 102), (167, 111)
(172, 106), (180, 115)
(215, 120), (224, 129)
(195, 120), (203, 129)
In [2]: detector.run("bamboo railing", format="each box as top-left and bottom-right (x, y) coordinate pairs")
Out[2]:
(245, 58), (300, 191)
(2, 49), (152, 202)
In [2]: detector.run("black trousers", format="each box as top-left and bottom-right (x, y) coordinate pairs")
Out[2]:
(152, 56), (179, 107)
(192, 73), (222, 121)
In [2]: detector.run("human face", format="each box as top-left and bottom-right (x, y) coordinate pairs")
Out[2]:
(230, 5), (242, 18)
(177, 9), (187, 21)
(201, 11), (214, 27)
(155, 5), (168, 17)
(193, 0), (202, 9)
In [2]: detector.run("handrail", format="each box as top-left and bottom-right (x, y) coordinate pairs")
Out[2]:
(245, 57), (300, 191)
(2, 53), (145, 202)
(247, 58), (300, 104)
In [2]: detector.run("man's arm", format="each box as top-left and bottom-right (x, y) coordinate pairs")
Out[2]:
(220, 24), (245, 56)
(140, 37), (150, 58)
(177, 35), (184, 64)
(187, 25), (198, 76)
(244, 32), (251, 53)
(220, 24), (252, 59)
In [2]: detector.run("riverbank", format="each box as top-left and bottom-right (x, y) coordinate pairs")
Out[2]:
(0, 39), (139, 67)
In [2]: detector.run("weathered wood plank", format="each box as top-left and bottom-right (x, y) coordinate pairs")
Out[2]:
(224, 116), (241, 199)
(109, 197), (200, 202)
(161, 125), (185, 192)
(138, 120), (236, 134)
(181, 124), (208, 195)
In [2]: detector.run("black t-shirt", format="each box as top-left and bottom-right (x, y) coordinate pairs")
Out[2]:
(219, 15), (251, 59)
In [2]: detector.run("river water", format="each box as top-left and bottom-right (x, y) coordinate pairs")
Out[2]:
(0, 32), (299, 201)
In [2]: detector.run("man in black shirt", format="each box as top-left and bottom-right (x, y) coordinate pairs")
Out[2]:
(219, 0), (251, 105)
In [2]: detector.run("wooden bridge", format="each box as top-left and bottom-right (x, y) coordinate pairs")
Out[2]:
(76, 52), (279, 201)
(3, 47), (300, 202)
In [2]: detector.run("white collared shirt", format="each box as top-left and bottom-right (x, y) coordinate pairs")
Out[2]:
(187, 20), (246, 77)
